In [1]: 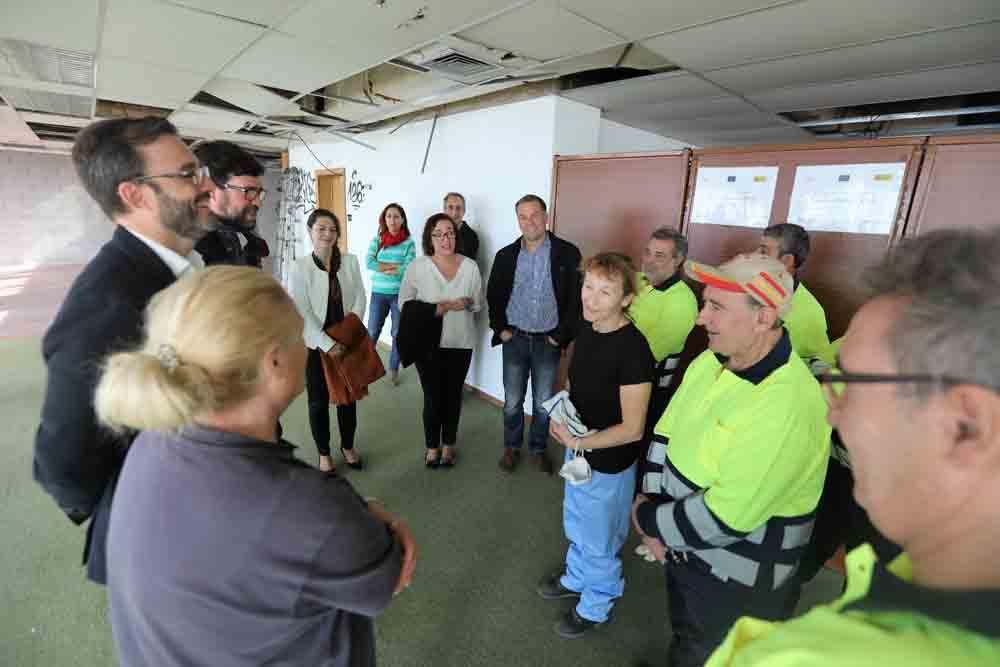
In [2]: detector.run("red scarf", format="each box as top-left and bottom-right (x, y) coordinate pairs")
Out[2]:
(379, 228), (409, 249)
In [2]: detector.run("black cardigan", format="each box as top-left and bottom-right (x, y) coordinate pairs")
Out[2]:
(396, 300), (443, 367)
(486, 232), (582, 348)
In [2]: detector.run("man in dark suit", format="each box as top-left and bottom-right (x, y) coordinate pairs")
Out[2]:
(487, 194), (582, 476)
(193, 140), (269, 267)
(33, 117), (218, 584)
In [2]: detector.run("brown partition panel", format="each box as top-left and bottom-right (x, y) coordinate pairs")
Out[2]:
(688, 139), (924, 236)
(550, 151), (689, 262)
(682, 140), (923, 341)
(906, 134), (1000, 236)
(800, 233), (889, 340)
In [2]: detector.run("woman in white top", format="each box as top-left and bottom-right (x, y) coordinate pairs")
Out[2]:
(398, 213), (483, 468)
(291, 209), (367, 472)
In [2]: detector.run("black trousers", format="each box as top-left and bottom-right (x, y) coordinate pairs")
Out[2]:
(414, 347), (473, 449)
(666, 559), (799, 667)
(305, 348), (357, 455)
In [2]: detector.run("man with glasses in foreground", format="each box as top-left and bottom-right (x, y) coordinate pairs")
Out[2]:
(705, 227), (1000, 666)
(34, 117), (218, 584)
(193, 140), (269, 268)
(631, 254), (830, 667)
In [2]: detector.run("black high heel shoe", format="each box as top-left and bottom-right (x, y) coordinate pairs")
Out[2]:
(341, 448), (364, 470)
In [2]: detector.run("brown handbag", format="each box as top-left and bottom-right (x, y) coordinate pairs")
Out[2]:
(320, 313), (386, 405)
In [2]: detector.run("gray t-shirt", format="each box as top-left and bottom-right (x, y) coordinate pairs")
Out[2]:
(107, 425), (402, 667)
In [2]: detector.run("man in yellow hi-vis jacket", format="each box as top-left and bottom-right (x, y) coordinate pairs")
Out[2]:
(705, 228), (1000, 667)
(632, 254), (830, 667)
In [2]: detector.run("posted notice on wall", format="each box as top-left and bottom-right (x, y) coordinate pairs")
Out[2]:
(689, 166), (779, 228)
(787, 163), (906, 234)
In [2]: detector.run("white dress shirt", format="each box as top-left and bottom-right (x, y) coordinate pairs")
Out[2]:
(125, 227), (201, 277)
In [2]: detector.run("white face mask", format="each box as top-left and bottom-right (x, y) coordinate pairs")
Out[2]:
(559, 446), (592, 486)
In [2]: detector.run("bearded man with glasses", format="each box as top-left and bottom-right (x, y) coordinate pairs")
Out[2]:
(192, 140), (270, 268)
(705, 227), (1000, 667)
(34, 117), (218, 584)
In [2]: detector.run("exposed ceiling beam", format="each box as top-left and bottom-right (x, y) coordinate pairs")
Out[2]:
(799, 105), (1000, 127)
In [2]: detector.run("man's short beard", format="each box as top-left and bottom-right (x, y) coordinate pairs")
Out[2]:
(159, 190), (214, 241)
(214, 205), (257, 231)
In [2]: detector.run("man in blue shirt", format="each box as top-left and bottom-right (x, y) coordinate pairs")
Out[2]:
(487, 194), (582, 475)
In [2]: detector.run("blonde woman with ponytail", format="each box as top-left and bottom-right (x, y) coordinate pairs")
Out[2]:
(95, 266), (416, 667)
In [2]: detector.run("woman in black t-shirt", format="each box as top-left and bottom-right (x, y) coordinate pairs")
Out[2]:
(538, 252), (654, 638)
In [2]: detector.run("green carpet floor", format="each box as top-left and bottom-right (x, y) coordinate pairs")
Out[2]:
(1, 337), (842, 666)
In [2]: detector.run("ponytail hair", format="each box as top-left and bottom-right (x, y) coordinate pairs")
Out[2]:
(95, 266), (302, 433)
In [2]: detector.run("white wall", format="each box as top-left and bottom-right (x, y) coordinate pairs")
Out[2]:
(256, 167), (281, 275)
(289, 95), (596, 402)
(552, 97), (600, 156)
(0, 150), (111, 272)
(598, 118), (689, 154)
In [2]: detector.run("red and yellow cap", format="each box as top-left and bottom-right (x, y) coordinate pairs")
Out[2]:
(685, 254), (794, 318)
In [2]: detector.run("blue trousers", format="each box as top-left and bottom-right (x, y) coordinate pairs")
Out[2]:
(560, 451), (636, 622)
(502, 331), (561, 452)
(367, 291), (400, 371)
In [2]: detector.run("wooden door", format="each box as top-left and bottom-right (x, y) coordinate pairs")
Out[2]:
(905, 134), (1000, 236)
(315, 169), (348, 252)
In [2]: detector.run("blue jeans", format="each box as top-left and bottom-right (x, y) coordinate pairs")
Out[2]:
(560, 455), (636, 623)
(502, 331), (561, 452)
(367, 291), (400, 371)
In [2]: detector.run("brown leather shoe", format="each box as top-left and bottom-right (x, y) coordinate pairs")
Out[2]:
(498, 448), (520, 473)
(531, 452), (554, 476)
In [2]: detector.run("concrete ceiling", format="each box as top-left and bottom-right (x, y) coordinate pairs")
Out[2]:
(0, 0), (998, 154)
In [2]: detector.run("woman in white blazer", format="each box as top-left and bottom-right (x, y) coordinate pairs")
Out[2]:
(291, 209), (368, 472)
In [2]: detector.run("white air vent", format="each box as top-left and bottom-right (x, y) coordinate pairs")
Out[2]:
(0, 39), (94, 86)
(0, 39), (94, 117)
(423, 51), (500, 81)
(399, 41), (505, 85)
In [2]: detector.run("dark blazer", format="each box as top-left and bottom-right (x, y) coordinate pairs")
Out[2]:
(455, 221), (480, 262)
(33, 226), (177, 584)
(487, 232), (582, 348)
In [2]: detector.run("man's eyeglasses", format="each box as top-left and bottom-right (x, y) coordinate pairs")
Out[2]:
(133, 165), (210, 187)
(218, 182), (267, 202)
(431, 232), (456, 240)
(816, 368), (998, 404)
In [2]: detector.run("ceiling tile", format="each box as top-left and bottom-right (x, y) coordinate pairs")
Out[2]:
(169, 108), (249, 133)
(165, 1), (304, 27)
(203, 77), (303, 116)
(97, 57), (204, 109)
(220, 31), (342, 92)
(560, 0), (791, 41)
(561, 71), (728, 112)
(704, 21), (1000, 94)
(0, 0), (99, 52)
(459, 0), (622, 61)
(749, 60), (1000, 111)
(642, 0), (1000, 72)
(246, 0), (521, 91)
(102, 0), (264, 75)
(622, 95), (757, 122)
(672, 125), (813, 147)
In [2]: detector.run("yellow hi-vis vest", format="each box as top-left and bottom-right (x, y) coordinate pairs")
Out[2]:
(646, 336), (830, 588)
(783, 282), (833, 365)
(707, 543), (1000, 666)
(628, 272), (698, 364)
